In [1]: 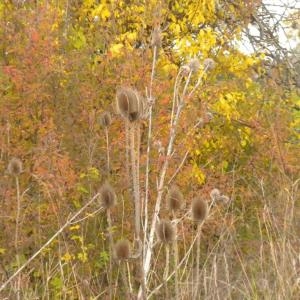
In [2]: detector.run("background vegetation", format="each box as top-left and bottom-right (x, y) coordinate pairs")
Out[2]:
(0, 0), (299, 299)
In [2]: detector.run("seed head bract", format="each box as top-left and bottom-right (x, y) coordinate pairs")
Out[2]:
(167, 185), (184, 212)
(7, 158), (22, 176)
(191, 197), (208, 223)
(99, 182), (116, 210)
(156, 219), (176, 243)
(114, 239), (131, 260)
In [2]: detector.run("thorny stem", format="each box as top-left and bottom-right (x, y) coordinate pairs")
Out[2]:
(105, 127), (110, 173)
(15, 176), (21, 300)
(125, 120), (130, 181)
(172, 212), (180, 300)
(144, 45), (158, 251)
(194, 223), (202, 299)
(147, 224), (201, 299)
(170, 69), (183, 127)
(130, 124), (140, 238)
(106, 210), (114, 300)
(163, 245), (170, 299)
(140, 70), (194, 299)
(130, 123), (146, 299)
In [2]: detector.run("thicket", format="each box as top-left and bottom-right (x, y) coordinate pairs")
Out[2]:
(0, 1), (299, 299)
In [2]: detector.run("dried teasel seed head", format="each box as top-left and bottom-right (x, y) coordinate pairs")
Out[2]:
(99, 182), (116, 210)
(7, 158), (22, 176)
(99, 111), (112, 128)
(151, 27), (162, 48)
(116, 87), (143, 122)
(210, 188), (221, 201)
(181, 65), (191, 76)
(114, 239), (131, 260)
(203, 58), (216, 71)
(219, 195), (231, 204)
(156, 220), (176, 244)
(167, 185), (184, 212)
(191, 197), (208, 223)
(188, 58), (200, 72)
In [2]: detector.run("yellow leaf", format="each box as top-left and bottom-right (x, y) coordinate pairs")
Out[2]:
(109, 43), (124, 57)
(62, 252), (73, 262)
(69, 224), (80, 231)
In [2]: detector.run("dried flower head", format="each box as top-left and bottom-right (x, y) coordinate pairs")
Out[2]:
(99, 111), (112, 128)
(181, 65), (191, 76)
(156, 220), (176, 243)
(191, 197), (208, 223)
(188, 58), (200, 72)
(219, 195), (230, 204)
(99, 182), (116, 209)
(205, 112), (214, 121)
(151, 27), (162, 48)
(167, 185), (184, 212)
(114, 239), (131, 260)
(7, 158), (22, 176)
(210, 188), (221, 201)
(116, 87), (143, 122)
(203, 58), (216, 71)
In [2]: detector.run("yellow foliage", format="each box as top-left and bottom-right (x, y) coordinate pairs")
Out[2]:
(61, 252), (73, 262)
(109, 43), (124, 57)
(192, 162), (206, 185)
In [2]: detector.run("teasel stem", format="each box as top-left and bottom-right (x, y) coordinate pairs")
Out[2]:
(119, 261), (132, 299)
(130, 123), (146, 299)
(194, 224), (202, 300)
(125, 120), (130, 182)
(170, 69), (183, 127)
(172, 212), (180, 300)
(106, 209), (114, 300)
(140, 70), (194, 299)
(136, 123), (141, 222)
(144, 44), (157, 250)
(15, 176), (21, 300)
(164, 244), (170, 299)
(126, 261), (133, 294)
(141, 46), (158, 300)
(130, 123), (140, 238)
(105, 127), (110, 173)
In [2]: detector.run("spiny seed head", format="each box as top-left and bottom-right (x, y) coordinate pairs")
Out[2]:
(188, 58), (200, 72)
(210, 188), (221, 200)
(156, 220), (176, 243)
(116, 87), (143, 122)
(203, 58), (216, 71)
(7, 158), (22, 176)
(219, 195), (230, 204)
(191, 197), (208, 223)
(181, 65), (191, 76)
(114, 239), (131, 260)
(151, 27), (162, 48)
(99, 182), (116, 210)
(99, 111), (112, 128)
(167, 185), (184, 212)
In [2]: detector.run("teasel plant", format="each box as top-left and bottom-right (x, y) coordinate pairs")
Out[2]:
(98, 181), (117, 299)
(116, 86), (147, 298)
(140, 48), (216, 299)
(7, 158), (23, 300)
(166, 185), (184, 299)
(155, 219), (176, 298)
(191, 196), (208, 299)
(113, 239), (133, 298)
(99, 111), (112, 173)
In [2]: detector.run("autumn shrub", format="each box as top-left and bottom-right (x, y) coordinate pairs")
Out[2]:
(0, 1), (299, 300)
